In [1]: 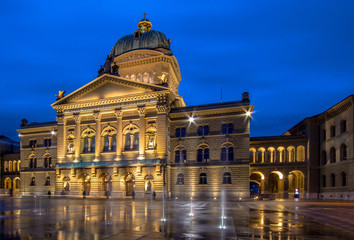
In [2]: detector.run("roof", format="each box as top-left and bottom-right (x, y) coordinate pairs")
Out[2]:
(20, 121), (57, 129)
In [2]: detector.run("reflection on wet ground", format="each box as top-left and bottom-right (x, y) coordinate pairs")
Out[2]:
(0, 197), (353, 239)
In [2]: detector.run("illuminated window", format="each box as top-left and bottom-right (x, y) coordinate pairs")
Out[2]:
(199, 173), (207, 184)
(222, 172), (232, 184)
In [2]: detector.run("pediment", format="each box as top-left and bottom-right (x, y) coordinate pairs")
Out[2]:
(52, 75), (168, 106)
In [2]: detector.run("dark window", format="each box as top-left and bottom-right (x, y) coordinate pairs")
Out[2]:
(44, 139), (51, 147)
(199, 173), (207, 184)
(340, 144), (347, 161)
(321, 150), (327, 165)
(198, 126), (209, 136)
(221, 147), (227, 161)
(222, 172), (232, 184)
(228, 147), (234, 161)
(30, 140), (37, 148)
(44, 156), (52, 168)
(204, 148), (210, 162)
(181, 128), (186, 137)
(104, 135), (109, 152)
(222, 124), (227, 134)
(112, 134), (117, 151)
(197, 149), (203, 162)
(330, 125), (336, 138)
(330, 174), (335, 187)
(175, 128), (181, 138)
(30, 157), (37, 169)
(340, 120), (347, 133)
(175, 150), (180, 163)
(198, 126), (203, 136)
(341, 172), (347, 186)
(330, 147), (336, 163)
(44, 177), (50, 186)
(125, 133), (131, 150)
(181, 150), (187, 162)
(227, 123), (233, 134)
(322, 175), (326, 188)
(177, 173), (184, 185)
(322, 129), (326, 141)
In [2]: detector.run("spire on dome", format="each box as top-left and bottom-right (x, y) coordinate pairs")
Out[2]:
(137, 13), (152, 33)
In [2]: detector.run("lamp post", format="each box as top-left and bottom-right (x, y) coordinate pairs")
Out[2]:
(160, 158), (167, 222)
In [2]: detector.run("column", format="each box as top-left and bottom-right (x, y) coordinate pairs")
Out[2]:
(94, 112), (101, 162)
(115, 109), (123, 160)
(56, 115), (66, 163)
(73, 114), (81, 162)
(156, 104), (169, 159)
(283, 172), (289, 198)
(137, 106), (146, 159)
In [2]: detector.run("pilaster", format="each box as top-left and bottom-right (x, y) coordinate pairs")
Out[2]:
(73, 114), (81, 162)
(56, 115), (67, 163)
(137, 106), (146, 159)
(93, 112), (101, 162)
(156, 104), (169, 159)
(114, 109), (123, 160)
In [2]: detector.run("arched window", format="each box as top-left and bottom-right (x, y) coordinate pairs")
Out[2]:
(249, 149), (256, 163)
(341, 172), (347, 186)
(330, 125), (336, 138)
(146, 127), (157, 149)
(125, 133), (131, 150)
(4, 161), (8, 172)
(330, 173), (335, 187)
(182, 150), (187, 162)
(288, 147), (295, 162)
(197, 146), (210, 162)
(321, 150), (327, 165)
(297, 146), (305, 162)
(221, 148), (227, 161)
(102, 126), (117, 152)
(177, 173), (184, 185)
(322, 129), (326, 141)
(340, 144), (347, 161)
(44, 176), (50, 186)
(104, 135), (109, 152)
(340, 120), (347, 133)
(175, 150), (180, 163)
(257, 148), (265, 163)
(222, 172), (232, 184)
(330, 147), (336, 163)
(322, 175), (326, 188)
(30, 177), (36, 186)
(111, 134), (117, 151)
(8, 161), (12, 172)
(13, 161), (17, 172)
(81, 128), (95, 153)
(29, 156), (37, 169)
(199, 173), (207, 184)
(221, 146), (234, 161)
(133, 132), (139, 150)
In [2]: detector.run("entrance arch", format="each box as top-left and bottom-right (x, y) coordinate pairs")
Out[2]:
(250, 172), (264, 196)
(268, 171), (284, 197)
(4, 177), (12, 189)
(13, 178), (20, 189)
(125, 173), (135, 196)
(288, 170), (305, 198)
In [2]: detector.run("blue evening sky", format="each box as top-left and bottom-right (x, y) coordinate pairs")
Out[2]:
(1, 0), (353, 141)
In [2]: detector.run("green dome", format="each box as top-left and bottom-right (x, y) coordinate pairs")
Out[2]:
(110, 30), (171, 57)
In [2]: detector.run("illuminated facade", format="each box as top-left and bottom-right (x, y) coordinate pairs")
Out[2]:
(17, 17), (253, 199)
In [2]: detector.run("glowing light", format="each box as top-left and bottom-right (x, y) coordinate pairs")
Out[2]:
(245, 111), (252, 117)
(261, 175), (265, 180)
(18, 134), (22, 137)
(189, 116), (195, 123)
(51, 130), (55, 135)
(161, 218), (167, 222)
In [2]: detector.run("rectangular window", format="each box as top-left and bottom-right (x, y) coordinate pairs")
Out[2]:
(198, 125), (209, 136)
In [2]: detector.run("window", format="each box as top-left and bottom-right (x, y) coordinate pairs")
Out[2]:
(104, 135), (109, 152)
(197, 147), (210, 162)
(330, 125), (336, 138)
(341, 172), (347, 187)
(321, 150), (327, 165)
(181, 150), (187, 162)
(29, 156), (37, 169)
(4, 161), (8, 172)
(322, 175), (326, 188)
(125, 133), (131, 150)
(340, 144), (347, 161)
(133, 132), (139, 150)
(199, 173), (207, 184)
(44, 139), (52, 147)
(330, 173), (335, 187)
(198, 125), (209, 136)
(29, 140), (37, 148)
(30, 177), (36, 186)
(221, 147), (234, 161)
(175, 127), (186, 138)
(222, 123), (234, 134)
(330, 147), (336, 163)
(340, 120), (347, 133)
(175, 150), (180, 163)
(44, 176), (50, 186)
(177, 173), (184, 185)
(44, 156), (52, 168)
(222, 172), (232, 184)
(322, 129), (326, 141)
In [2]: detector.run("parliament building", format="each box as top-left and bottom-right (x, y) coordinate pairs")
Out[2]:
(14, 17), (354, 200)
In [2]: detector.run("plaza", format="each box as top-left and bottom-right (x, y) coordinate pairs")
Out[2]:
(1, 197), (354, 239)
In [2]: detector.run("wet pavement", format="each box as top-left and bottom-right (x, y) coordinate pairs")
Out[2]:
(0, 197), (354, 239)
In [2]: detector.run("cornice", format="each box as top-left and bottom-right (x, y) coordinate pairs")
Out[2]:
(169, 107), (246, 119)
